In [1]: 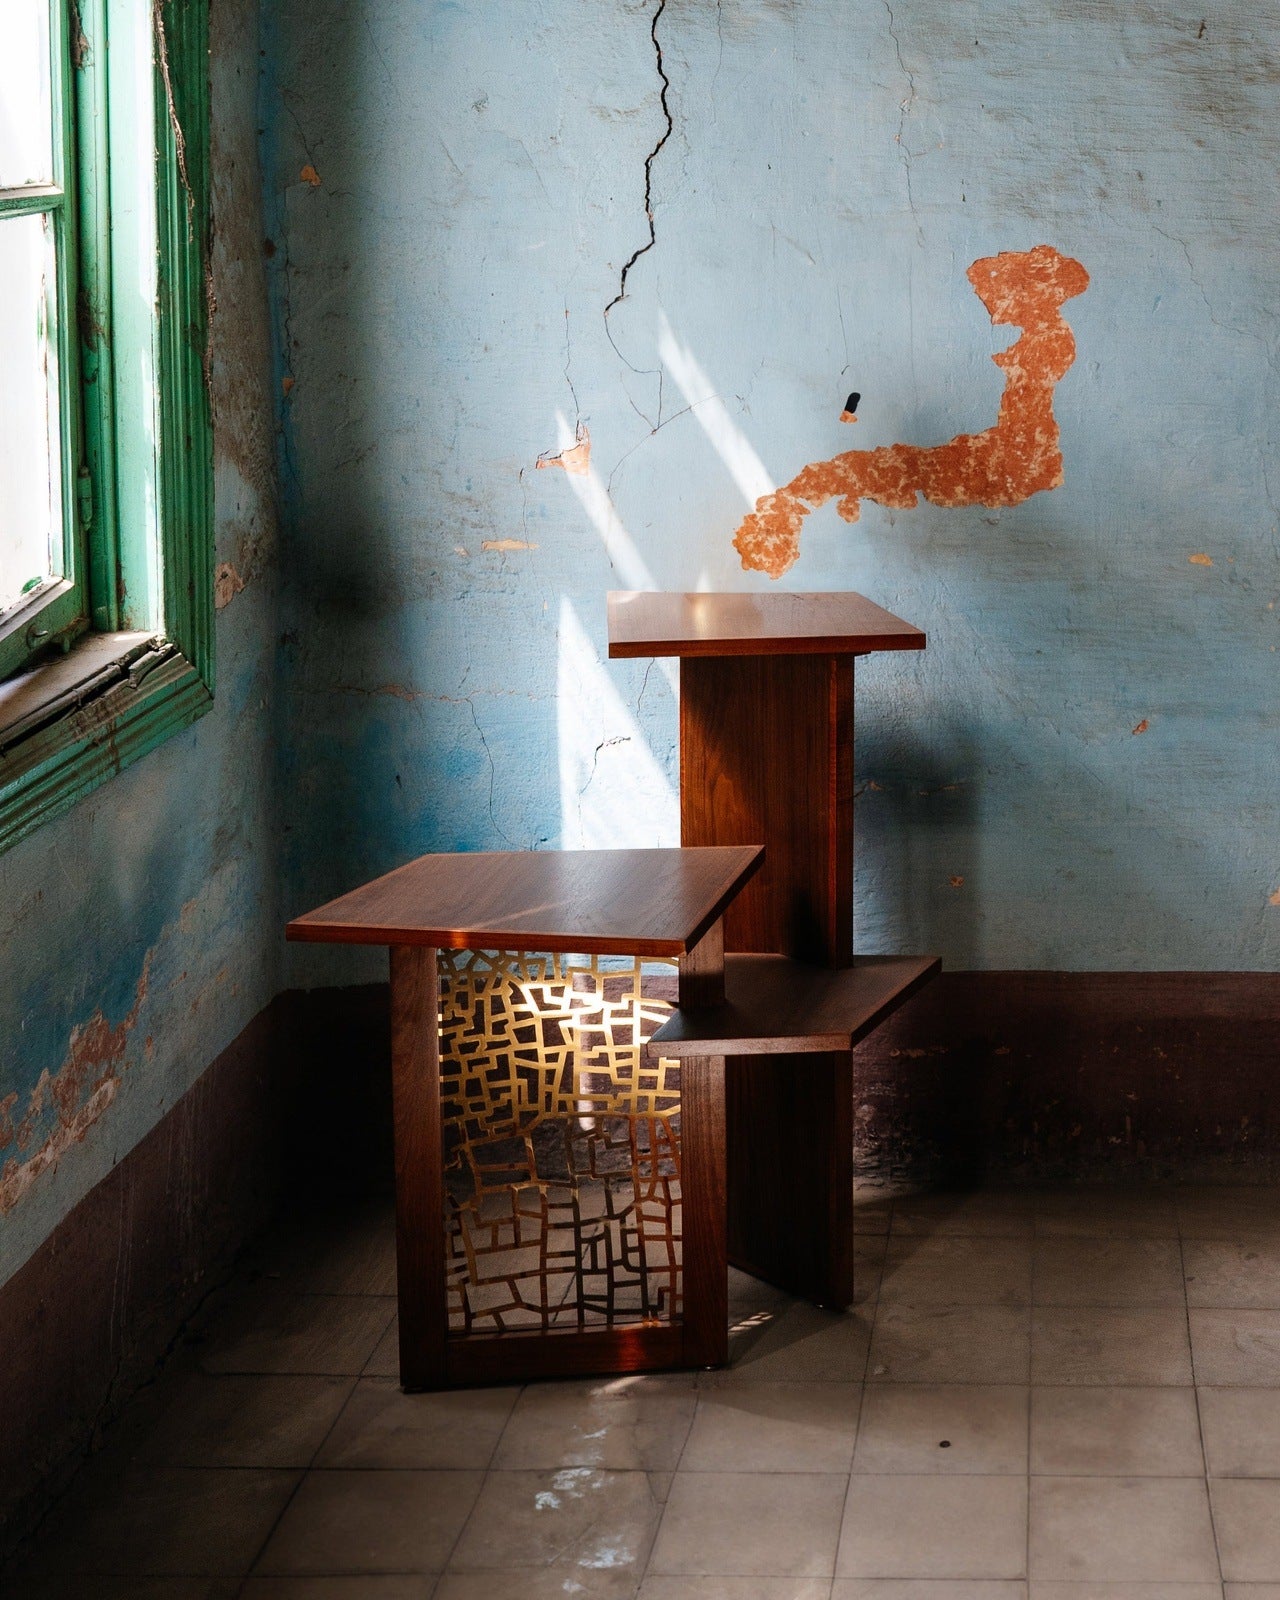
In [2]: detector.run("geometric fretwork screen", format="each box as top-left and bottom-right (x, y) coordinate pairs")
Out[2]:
(437, 950), (683, 1336)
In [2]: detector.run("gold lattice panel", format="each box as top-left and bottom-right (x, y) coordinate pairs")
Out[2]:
(437, 950), (682, 1335)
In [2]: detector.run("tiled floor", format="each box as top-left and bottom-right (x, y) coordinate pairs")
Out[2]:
(8, 1184), (1280, 1598)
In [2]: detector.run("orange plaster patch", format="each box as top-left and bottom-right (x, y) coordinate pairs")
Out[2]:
(733, 245), (1091, 577)
(1270, 888), (1280, 907)
(300, 164), (321, 187)
(1189, 552), (1213, 567)
(1132, 718), (1149, 735)
(482, 539), (540, 553)
(0, 955), (152, 1214)
(536, 422), (591, 476)
(214, 562), (246, 610)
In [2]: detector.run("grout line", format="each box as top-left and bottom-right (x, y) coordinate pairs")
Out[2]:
(1182, 1230), (1228, 1590)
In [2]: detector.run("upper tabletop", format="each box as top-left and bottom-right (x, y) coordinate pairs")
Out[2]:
(607, 590), (925, 659)
(286, 845), (764, 956)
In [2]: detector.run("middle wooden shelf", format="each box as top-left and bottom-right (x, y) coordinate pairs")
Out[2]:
(649, 951), (940, 1057)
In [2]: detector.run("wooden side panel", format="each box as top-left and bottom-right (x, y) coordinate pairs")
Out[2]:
(680, 1052), (729, 1368)
(445, 1325), (685, 1386)
(680, 654), (853, 966)
(681, 654), (856, 1307)
(389, 944), (444, 1391)
(724, 1052), (854, 1307)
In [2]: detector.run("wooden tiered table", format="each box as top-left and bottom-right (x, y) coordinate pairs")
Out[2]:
(287, 845), (762, 1389)
(609, 590), (940, 1307)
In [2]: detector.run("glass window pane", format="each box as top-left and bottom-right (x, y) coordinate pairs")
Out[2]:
(0, 1), (54, 188)
(0, 213), (63, 617)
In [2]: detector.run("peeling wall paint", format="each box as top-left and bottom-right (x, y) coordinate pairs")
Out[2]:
(265, 0), (1279, 989)
(0, 955), (151, 1216)
(0, 0), (281, 1287)
(733, 246), (1089, 578)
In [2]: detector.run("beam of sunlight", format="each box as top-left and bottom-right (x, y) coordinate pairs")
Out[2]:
(556, 595), (677, 850)
(657, 311), (775, 508)
(555, 409), (658, 591)
(553, 409), (677, 690)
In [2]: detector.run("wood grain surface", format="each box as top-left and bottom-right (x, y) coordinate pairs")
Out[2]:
(681, 654), (852, 965)
(650, 953), (941, 1055)
(287, 845), (762, 956)
(389, 945), (444, 1390)
(608, 589), (925, 658)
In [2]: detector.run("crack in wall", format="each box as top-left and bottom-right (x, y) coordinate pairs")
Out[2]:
(466, 696), (515, 847)
(604, 0), (673, 322)
(884, 0), (923, 246)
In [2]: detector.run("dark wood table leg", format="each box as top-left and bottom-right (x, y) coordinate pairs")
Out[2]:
(681, 654), (857, 1310)
(389, 944), (445, 1390)
(677, 919), (728, 1367)
(725, 1051), (853, 1307)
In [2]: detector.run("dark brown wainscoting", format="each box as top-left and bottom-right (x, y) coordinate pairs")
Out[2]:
(0, 1003), (293, 1555)
(851, 970), (1280, 1185)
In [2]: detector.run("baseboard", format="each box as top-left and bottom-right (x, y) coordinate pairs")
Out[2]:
(852, 970), (1280, 1185)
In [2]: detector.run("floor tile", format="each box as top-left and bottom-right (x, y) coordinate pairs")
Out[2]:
(255, 1469), (481, 1574)
(681, 1382), (860, 1472)
(198, 1287), (396, 1376)
(1030, 1308), (1192, 1385)
(364, 1315), (400, 1378)
(493, 1375), (696, 1471)
(1034, 1189), (1178, 1239)
(317, 1377), (517, 1469)
(836, 1475), (1026, 1579)
(286, 1214), (398, 1297)
(1224, 1588), (1280, 1599)
(879, 1238), (1032, 1308)
(242, 1581), (435, 1599)
(889, 1191), (1036, 1239)
(711, 1302), (871, 1382)
(1030, 1586), (1223, 1599)
(854, 1196), (896, 1237)
(1029, 1386), (1203, 1475)
(853, 1385), (1028, 1475)
(1201, 1386), (1280, 1475)
(835, 1585), (1028, 1599)
(29, 1466), (300, 1577)
(868, 1306), (1030, 1384)
(641, 1581), (831, 1599)
(3, 1578), (243, 1600)
(449, 1468), (662, 1575)
(1213, 1478), (1280, 1580)
(649, 1471), (846, 1576)
(1031, 1239), (1184, 1307)
(1185, 1239), (1280, 1307)
(1177, 1185), (1280, 1242)
(1028, 1476), (1218, 1581)
(124, 1372), (354, 1468)
(1190, 1308), (1280, 1384)
(437, 1570), (638, 1598)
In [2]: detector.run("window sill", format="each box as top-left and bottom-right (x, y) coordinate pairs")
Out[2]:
(0, 631), (213, 853)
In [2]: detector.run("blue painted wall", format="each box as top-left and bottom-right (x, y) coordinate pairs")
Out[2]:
(0, 0), (281, 1288)
(266, 0), (1278, 980)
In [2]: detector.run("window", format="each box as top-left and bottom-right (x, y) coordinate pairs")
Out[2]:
(0, 0), (212, 852)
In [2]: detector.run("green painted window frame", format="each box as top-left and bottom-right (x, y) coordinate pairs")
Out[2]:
(0, 0), (213, 855)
